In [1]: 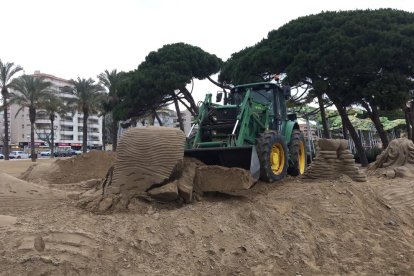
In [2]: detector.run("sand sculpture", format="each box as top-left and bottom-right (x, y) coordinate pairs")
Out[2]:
(369, 138), (414, 178)
(303, 139), (367, 182)
(77, 126), (254, 212)
(107, 127), (186, 195)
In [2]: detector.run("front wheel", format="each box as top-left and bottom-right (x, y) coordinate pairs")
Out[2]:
(287, 129), (307, 176)
(256, 131), (289, 182)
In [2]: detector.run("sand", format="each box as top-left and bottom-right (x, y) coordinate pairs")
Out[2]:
(0, 155), (414, 275)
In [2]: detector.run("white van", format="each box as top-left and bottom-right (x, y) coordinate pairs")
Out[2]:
(9, 151), (30, 159)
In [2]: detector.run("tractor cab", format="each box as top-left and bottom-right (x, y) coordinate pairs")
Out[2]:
(185, 81), (303, 182)
(226, 82), (288, 132)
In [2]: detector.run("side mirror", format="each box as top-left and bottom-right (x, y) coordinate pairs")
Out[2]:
(216, 92), (223, 102)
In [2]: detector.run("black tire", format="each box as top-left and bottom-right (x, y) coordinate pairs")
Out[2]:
(256, 131), (289, 182)
(17, 156), (21, 159)
(287, 129), (307, 176)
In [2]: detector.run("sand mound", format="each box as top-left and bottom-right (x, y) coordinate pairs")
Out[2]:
(21, 150), (116, 184)
(369, 138), (414, 178)
(78, 156), (255, 213)
(0, 172), (64, 208)
(75, 127), (255, 213)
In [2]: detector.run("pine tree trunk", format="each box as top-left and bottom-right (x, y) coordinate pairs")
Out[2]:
(173, 96), (184, 131)
(181, 88), (199, 115)
(154, 110), (163, 126)
(410, 101), (414, 142)
(317, 93), (331, 138)
(342, 124), (348, 140)
(336, 104), (368, 166)
(405, 108), (412, 140)
(369, 105), (389, 149)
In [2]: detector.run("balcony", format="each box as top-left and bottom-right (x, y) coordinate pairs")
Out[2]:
(60, 135), (74, 141)
(60, 130), (74, 135)
(60, 120), (74, 126)
(35, 123), (51, 129)
(36, 118), (50, 124)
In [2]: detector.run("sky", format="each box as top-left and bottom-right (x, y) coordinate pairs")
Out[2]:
(1, 0), (414, 103)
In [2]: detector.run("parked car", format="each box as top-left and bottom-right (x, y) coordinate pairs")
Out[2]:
(9, 151), (30, 159)
(0, 153), (4, 159)
(71, 149), (83, 155)
(40, 151), (51, 156)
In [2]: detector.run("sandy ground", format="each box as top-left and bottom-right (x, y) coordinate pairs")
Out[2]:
(0, 158), (414, 275)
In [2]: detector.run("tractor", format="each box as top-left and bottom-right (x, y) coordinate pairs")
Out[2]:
(184, 81), (306, 182)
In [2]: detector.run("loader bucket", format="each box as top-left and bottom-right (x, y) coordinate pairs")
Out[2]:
(184, 146), (260, 181)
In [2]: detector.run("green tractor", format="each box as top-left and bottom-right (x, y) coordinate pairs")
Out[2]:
(184, 82), (307, 182)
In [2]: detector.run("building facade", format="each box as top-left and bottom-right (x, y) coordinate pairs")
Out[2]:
(141, 108), (193, 134)
(120, 108), (194, 138)
(9, 71), (102, 152)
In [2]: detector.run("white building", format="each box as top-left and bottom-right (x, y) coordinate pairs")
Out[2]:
(9, 71), (102, 152)
(141, 108), (193, 134)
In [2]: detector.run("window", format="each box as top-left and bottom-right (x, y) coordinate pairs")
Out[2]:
(22, 134), (24, 139)
(22, 124), (24, 129)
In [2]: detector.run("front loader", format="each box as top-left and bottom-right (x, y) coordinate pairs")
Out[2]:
(184, 82), (306, 182)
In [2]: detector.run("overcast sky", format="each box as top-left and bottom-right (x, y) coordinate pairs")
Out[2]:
(1, 0), (413, 102)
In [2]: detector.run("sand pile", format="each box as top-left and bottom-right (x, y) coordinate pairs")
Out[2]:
(369, 138), (414, 178)
(77, 127), (254, 213)
(303, 139), (367, 182)
(0, 172), (64, 209)
(21, 150), (116, 184)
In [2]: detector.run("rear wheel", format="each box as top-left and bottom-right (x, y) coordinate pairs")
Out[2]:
(257, 131), (289, 182)
(287, 129), (307, 176)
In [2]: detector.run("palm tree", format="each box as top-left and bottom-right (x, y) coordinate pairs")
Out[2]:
(97, 69), (123, 151)
(0, 60), (23, 160)
(67, 78), (102, 153)
(9, 75), (52, 162)
(97, 93), (112, 151)
(40, 94), (71, 158)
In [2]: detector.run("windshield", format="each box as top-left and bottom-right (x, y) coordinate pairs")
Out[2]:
(229, 88), (274, 105)
(251, 89), (273, 105)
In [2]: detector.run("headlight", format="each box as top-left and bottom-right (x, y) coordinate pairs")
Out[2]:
(211, 116), (217, 122)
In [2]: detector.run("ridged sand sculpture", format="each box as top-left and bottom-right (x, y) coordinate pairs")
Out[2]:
(303, 139), (367, 182)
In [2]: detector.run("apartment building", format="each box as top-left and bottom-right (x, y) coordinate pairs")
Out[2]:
(9, 71), (102, 151)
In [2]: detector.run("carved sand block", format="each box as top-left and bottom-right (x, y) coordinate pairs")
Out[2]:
(111, 127), (185, 194)
(304, 139), (366, 182)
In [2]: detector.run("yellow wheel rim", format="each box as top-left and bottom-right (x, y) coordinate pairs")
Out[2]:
(270, 144), (285, 175)
(299, 141), (306, 174)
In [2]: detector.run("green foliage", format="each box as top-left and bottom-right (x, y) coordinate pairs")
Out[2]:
(40, 93), (70, 120)
(220, 9), (414, 109)
(9, 75), (52, 116)
(67, 77), (103, 115)
(116, 43), (222, 120)
(0, 60), (23, 97)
